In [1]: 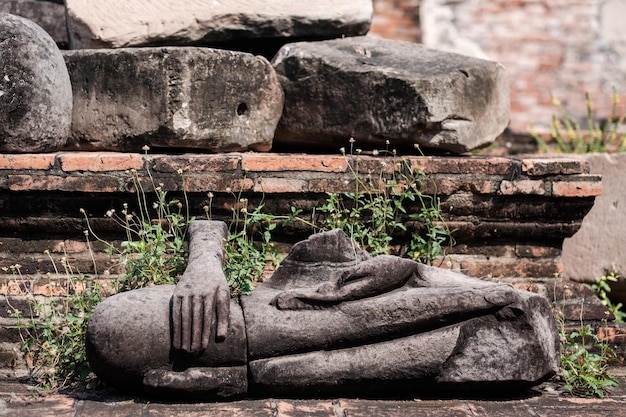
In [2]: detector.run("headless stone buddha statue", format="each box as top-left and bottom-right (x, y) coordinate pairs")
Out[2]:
(86, 220), (559, 399)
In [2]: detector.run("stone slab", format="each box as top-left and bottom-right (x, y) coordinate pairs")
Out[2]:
(561, 153), (626, 286)
(2, 382), (626, 417)
(63, 47), (283, 152)
(65, 0), (372, 49)
(272, 36), (510, 154)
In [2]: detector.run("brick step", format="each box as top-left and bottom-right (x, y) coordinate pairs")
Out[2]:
(0, 152), (600, 281)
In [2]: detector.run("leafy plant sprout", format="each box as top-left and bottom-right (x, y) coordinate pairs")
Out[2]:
(533, 88), (626, 154)
(215, 190), (301, 298)
(8, 250), (107, 390)
(555, 300), (619, 397)
(314, 140), (453, 264)
(591, 271), (625, 323)
(82, 168), (191, 292)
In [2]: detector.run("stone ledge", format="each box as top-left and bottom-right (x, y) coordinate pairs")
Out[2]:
(0, 152), (599, 197)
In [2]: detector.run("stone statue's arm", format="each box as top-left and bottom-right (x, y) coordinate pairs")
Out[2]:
(271, 255), (418, 310)
(171, 221), (231, 353)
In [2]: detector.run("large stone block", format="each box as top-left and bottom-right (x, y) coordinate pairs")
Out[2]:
(0, 13), (72, 152)
(272, 36), (510, 154)
(0, 1), (68, 48)
(63, 47), (284, 152)
(65, 0), (372, 49)
(562, 153), (626, 285)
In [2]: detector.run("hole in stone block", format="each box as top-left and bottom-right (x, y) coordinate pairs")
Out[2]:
(237, 102), (249, 116)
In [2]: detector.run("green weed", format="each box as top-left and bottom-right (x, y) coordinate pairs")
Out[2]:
(9, 253), (107, 390)
(553, 282), (620, 398)
(558, 319), (619, 397)
(533, 89), (626, 154)
(314, 144), (452, 264)
(590, 271), (625, 323)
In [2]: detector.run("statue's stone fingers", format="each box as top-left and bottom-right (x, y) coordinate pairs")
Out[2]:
(172, 295), (183, 350)
(203, 293), (216, 348)
(181, 295), (192, 352)
(191, 295), (204, 352)
(215, 288), (230, 342)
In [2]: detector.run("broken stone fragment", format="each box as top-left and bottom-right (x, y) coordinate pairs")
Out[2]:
(272, 36), (510, 154)
(0, 13), (72, 152)
(65, 0), (373, 49)
(63, 47), (284, 152)
(0, 1), (68, 48)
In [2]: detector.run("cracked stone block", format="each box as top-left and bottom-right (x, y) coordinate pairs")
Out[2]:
(0, 13), (72, 152)
(65, 0), (372, 49)
(63, 47), (284, 152)
(272, 36), (510, 154)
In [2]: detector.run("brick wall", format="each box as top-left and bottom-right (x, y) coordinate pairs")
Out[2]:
(0, 152), (599, 281)
(370, 0), (626, 134)
(371, 0), (421, 42)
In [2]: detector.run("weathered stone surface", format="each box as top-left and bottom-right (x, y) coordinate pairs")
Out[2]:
(63, 47), (283, 152)
(87, 286), (248, 394)
(0, 13), (72, 152)
(86, 221), (248, 397)
(65, 0), (372, 49)
(0, 1), (68, 48)
(243, 229), (559, 396)
(272, 36), (510, 154)
(86, 223), (558, 399)
(562, 153), (626, 287)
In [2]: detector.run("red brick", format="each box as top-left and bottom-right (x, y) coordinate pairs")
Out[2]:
(499, 180), (547, 195)
(8, 175), (119, 192)
(428, 177), (497, 195)
(348, 157), (400, 175)
(253, 177), (307, 193)
(59, 152), (145, 172)
(520, 157), (587, 176)
(309, 178), (356, 194)
(151, 154), (240, 173)
(411, 157), (515, 176)
(0, 154), (55, 170)
(515, 245), (561, 258)
(552, 179), (603, 197)
(598, 326), (626, 344)
(0, 280), (29, 296)
(51, 240), (88, 254)
(184, 176), (254, 193)
(242, 154), (348, 173)
(457, 259), (561, 279)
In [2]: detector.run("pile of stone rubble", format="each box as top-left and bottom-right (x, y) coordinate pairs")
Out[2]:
(1, 0), (509, 154)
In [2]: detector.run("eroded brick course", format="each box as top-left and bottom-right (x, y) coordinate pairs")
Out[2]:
(58, 152), (144, 172)
(0, 154), (55, 170)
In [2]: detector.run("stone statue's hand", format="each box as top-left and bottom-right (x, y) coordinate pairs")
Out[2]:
(171, 271), (231, 353)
